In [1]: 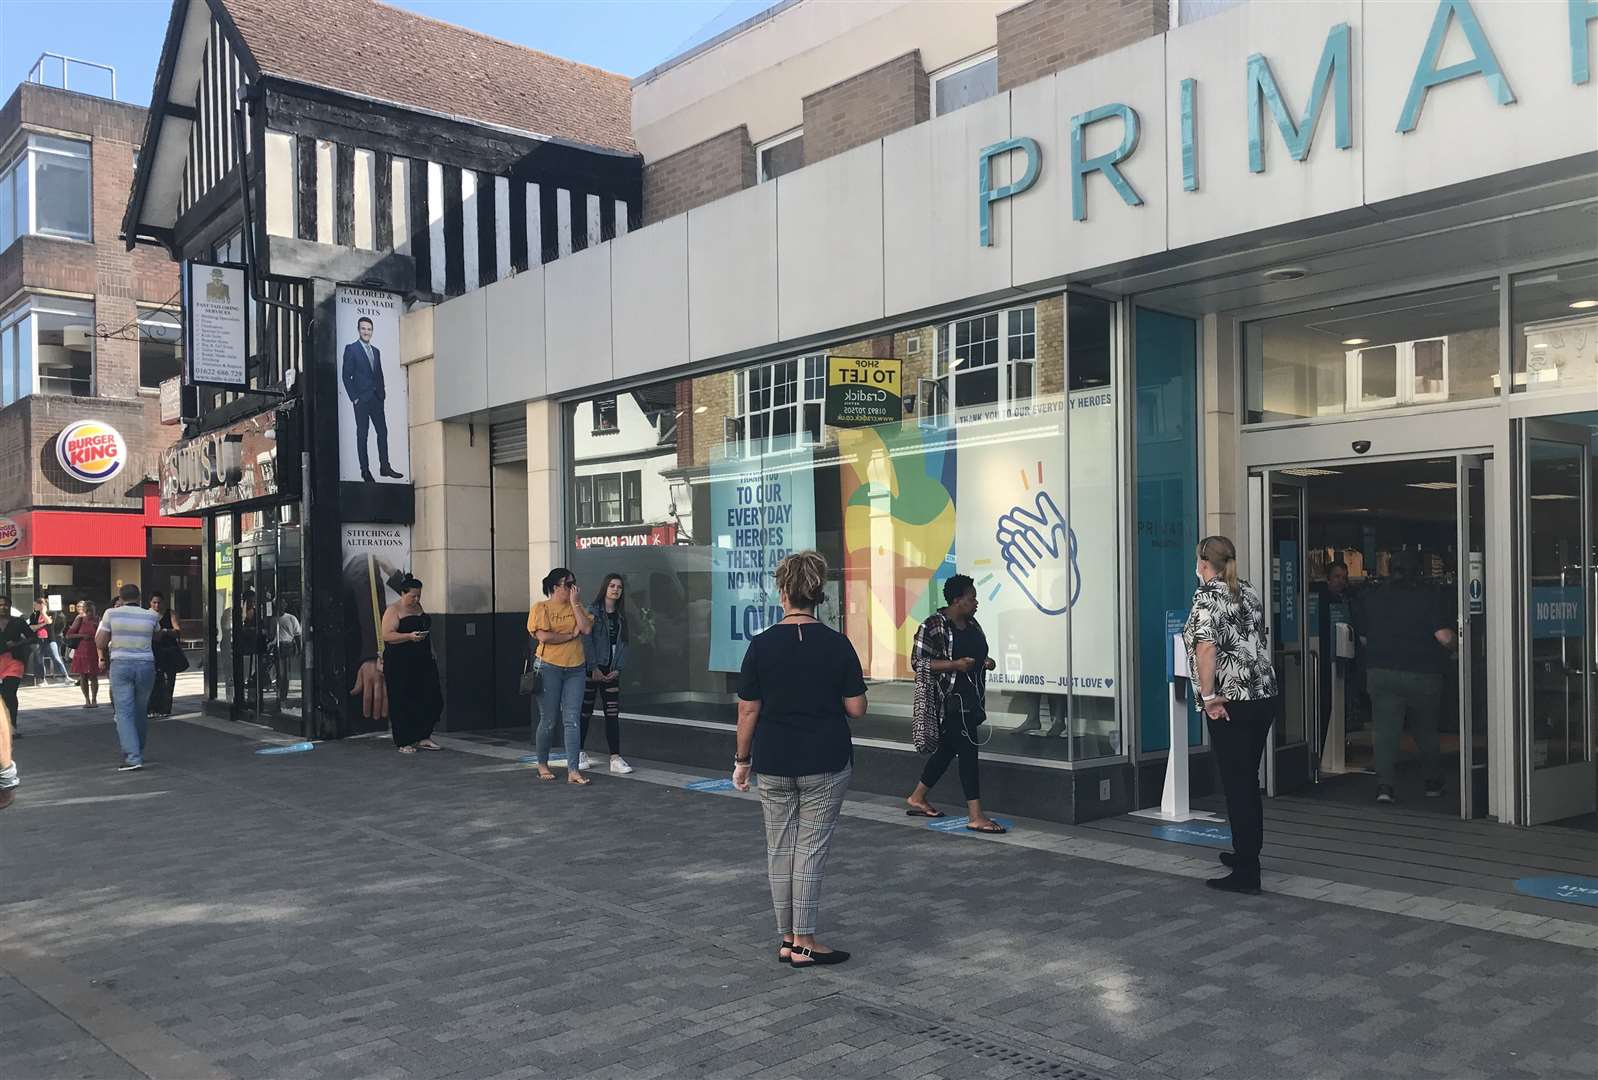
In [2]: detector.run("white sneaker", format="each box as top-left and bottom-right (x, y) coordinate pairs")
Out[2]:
(610, 756), (634, 774)
(577, 752), (593, 771)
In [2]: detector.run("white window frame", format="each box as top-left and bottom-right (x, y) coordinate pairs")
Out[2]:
(930, 49), (998, 118)
(1344, 336), (1450, 411)
(756, 128), (803, 184)
(0, 133), (93, 247)
(574, 470), (644, 528)
(1, 295), (96, 402)
(924, 304), (1037, 426)
(733, 354), (827, 454)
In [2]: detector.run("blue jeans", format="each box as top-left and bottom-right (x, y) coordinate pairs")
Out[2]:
(111, 659), (157, 765)
(34, 641), (68, 681)
(535, 661), (586, 768)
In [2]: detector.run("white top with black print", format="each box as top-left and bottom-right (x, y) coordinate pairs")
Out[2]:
(1183, 578), (1278, 710)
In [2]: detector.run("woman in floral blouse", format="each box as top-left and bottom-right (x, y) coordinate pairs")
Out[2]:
(1183, 535), (1278, 894)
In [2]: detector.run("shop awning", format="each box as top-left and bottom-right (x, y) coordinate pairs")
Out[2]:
(0, 486), (200, 561)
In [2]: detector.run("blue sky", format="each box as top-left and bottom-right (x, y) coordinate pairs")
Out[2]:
(0, 0), (776, 106)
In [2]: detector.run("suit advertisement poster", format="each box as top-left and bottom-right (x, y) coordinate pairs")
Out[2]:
(336, 287), (409, 484)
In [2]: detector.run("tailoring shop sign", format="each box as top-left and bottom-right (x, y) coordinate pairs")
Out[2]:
(824, 357), (902, 428)
(708, 446), (816, 671)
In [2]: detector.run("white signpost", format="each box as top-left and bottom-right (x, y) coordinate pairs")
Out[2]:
(1132, 631), (1221, 824)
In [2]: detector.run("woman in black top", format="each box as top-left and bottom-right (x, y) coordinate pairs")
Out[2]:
(146, 592), (182, 717)
(733, 551), (867, 969)
(579, 574), (633, 775)
(381, 575), (444, 753)
(905, 575), (1004, 833)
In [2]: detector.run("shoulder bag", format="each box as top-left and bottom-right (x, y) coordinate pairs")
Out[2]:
(519, 638), (543, 697)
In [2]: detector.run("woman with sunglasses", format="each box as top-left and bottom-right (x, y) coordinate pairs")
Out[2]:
(529, 568), (594, 784)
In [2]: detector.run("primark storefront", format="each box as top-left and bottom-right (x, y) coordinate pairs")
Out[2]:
(420, 0), (1597, 826)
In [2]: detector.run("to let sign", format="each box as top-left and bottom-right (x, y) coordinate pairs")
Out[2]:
(185, 261), (248, 388)
(824, 357), (902, 428)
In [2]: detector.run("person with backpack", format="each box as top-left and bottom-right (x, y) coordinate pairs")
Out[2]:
(904, 574), (1005, 833)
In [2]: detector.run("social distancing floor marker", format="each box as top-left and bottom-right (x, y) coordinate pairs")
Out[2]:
(1515, 876), (1598, 908)
(684, 778), (736, 793)
(254, 742), (315, 756)
(927, 815), (1015, 835)
(1151, 823), (1232, 848)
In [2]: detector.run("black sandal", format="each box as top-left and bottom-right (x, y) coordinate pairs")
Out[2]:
(778, 939), (793, 964)
(789, 945), (850, 967)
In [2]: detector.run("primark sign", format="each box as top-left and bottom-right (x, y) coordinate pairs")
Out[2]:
(976, 0), (1598, 244)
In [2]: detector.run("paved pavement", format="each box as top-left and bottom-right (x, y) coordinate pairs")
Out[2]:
(3, 692), (1597, 1080)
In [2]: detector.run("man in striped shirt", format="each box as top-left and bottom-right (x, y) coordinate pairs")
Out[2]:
(97, 584), (161, 772)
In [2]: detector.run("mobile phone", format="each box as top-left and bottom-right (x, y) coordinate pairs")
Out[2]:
(414, 629), (430, 638)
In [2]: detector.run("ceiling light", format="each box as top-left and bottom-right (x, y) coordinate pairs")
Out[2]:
(1569, 299), (1598, 309)
(1531, 493), (1578, 501)
(1341, 338), (1370, 346)
(693, 405), (708, 414)
(1532, 342), (1549, 350)
(1278, 467), (1343, 477)
(1407, 481), (1458, 491)
(1263, 266), (1309, 282)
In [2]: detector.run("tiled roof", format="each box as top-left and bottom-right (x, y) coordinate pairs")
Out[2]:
(224, 0), (636, 154)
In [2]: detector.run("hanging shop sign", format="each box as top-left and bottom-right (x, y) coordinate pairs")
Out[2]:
(184, 261), (248, 388)
(574, 524), (679, 551)
(56, 420), (128, 485)
(160, 405), (298, 515)
(0, 515), (21, 552)
(824, 357), (902, 428)
(336, 286), (410, 486)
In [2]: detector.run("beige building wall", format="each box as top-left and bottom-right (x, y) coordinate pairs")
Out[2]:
(633, 0), (1018, 162)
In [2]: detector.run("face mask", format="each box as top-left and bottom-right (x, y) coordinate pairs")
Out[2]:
(1196, 565), (1206, 585)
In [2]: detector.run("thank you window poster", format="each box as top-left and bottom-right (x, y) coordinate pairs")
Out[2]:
(708, 448), (816, 671)
(950, 391), (1116, 698)
(336, 287), (409, 485)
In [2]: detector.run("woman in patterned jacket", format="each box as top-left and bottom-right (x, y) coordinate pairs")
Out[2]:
(1183, 535), (1279, 894)
(905, 574), (1004, 833)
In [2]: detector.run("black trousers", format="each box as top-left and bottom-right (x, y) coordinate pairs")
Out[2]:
(580, 680), (621, 755)
(149, 666), (177, 715)
(920, 706), (981, 801)
(1207, 697), (1276, 868)
(353, 398), (391, 475)
(1, 675), (19, 731)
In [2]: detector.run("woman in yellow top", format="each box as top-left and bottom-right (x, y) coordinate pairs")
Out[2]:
(528, 567), (595, 783)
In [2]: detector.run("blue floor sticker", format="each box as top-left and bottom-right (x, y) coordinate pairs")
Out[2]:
(926, 815), (1015, 834)
(1514, 876), (1598, 907)
(520, 755), (567, 766)
(255, 742), (314, 756)
(1151, 823), (1232, 848)
(685, 778), (736, 793)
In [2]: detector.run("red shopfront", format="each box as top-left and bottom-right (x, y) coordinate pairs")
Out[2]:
(0, 482), (203, 651)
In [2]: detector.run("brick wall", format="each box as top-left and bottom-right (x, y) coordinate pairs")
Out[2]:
(1, 83), (181, 515)
(801, 52), (929, 168)
(997, 0), (1169, 92)
(642, 126), (756, 225)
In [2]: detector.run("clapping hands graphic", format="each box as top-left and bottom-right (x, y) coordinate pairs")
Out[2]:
(996, 491), (1081, 616)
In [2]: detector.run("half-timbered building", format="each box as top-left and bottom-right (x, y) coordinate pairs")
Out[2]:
(125, 0), (641, 737)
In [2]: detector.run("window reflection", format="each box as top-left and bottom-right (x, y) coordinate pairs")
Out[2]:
(565, 293), (1124, 764)
(1512, 261), (1598, 394)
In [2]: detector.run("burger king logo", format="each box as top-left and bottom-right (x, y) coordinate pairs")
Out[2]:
(0, 516), (19, 552)
(57, 420), (127, 484)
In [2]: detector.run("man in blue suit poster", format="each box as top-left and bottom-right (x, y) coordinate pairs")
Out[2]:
(342, 316), (403, 482)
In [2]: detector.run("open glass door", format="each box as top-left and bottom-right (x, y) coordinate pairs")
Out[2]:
(1519, 419), (1595, 824)
(1264, 472), (1312, 795)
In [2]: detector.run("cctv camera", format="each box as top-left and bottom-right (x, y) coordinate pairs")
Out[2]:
(1352, 440), (1372, 455)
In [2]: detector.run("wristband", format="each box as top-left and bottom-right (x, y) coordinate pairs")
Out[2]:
(734, 755), (751, 766)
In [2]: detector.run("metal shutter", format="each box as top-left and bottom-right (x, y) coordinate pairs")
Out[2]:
(489, 418), (527, 465)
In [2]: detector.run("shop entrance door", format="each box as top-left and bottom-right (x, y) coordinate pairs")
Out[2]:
(232, 514), (304, 732)
(1252, 454), (1493, 819)
(1519, 419), (1595, 824)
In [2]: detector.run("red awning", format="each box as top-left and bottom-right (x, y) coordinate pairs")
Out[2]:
(0, 483), (200, 560)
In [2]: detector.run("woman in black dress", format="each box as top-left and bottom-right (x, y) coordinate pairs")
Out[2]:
(146, 592), (182, 717)
(381, 574), (444, 753)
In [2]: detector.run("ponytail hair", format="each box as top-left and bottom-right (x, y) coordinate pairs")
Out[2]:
(1197, 535), (1241, 601)
(774, 550), (828, 609)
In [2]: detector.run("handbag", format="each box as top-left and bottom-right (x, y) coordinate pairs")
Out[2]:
(519, 644), (543, 697)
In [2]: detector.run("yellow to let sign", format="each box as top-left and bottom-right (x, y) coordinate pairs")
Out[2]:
(825, 357), (903, 427)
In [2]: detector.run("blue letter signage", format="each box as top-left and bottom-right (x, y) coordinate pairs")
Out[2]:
(1574, 0), (1598, 85)
(1246, 22), (1353, 172)
(1070, 104), (1143, 221)
(977, 137), (1041, 247)
(1399, 0), (1516, 133)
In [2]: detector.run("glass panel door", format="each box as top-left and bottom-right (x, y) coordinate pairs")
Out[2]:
(1267, 473), (1311, 795)
(1458, 456), (1489, 818)
(1520, 420), (1595, 823)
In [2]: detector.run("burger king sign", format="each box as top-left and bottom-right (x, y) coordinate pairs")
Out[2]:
(57, 420), (128, 485)
(0, 516), (20, 553)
